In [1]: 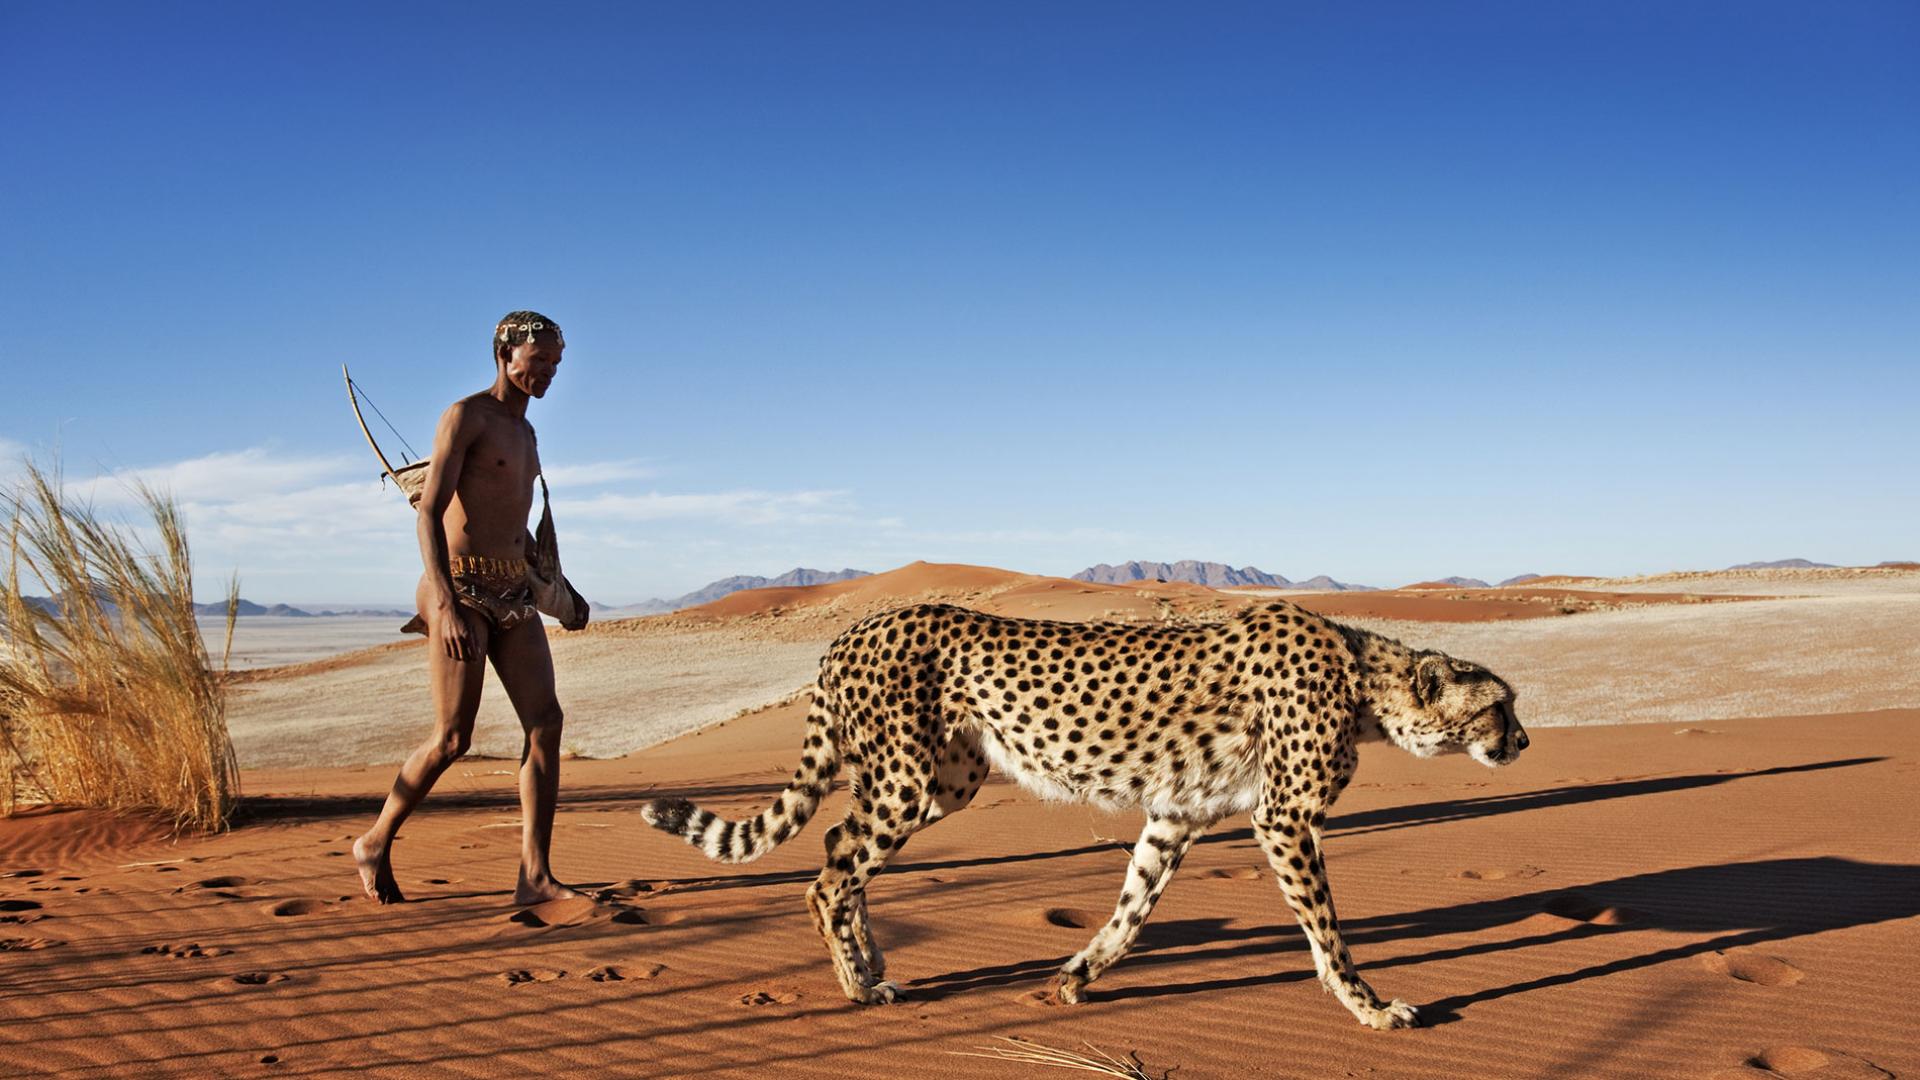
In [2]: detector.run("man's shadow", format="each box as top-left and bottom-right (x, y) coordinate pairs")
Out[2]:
(910, 857), (1920, 1015)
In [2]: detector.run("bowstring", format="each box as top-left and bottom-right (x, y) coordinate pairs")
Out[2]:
(349, 377), (421, 464)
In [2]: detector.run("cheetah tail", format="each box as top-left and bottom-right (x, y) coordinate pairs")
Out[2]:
(640, 691), (842, 864)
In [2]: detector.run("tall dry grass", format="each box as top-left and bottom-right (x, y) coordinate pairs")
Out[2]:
(0, 461), (240, 831)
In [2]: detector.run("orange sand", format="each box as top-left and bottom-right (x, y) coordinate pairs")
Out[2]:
(4, 706), (1914, 1078)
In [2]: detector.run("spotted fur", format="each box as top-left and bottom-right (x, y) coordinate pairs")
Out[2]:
(642, 600), (1527, 1028)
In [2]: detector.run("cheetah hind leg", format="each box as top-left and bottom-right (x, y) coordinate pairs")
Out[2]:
(856, 727), (985, 984)
(808, 793), (928, 1003)
(1055, 814), (1207, 1004)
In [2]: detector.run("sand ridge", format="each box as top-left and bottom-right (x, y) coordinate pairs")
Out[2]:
(217, 562), (1916, 770)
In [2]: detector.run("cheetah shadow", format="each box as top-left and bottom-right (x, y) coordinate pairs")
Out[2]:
(910, 857), (1920, 1018)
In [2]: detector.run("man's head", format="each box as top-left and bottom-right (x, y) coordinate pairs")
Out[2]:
(494, 310), (565, 399)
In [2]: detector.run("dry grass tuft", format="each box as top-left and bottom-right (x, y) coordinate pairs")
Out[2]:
(0, 461), (240, 831)
(951, 1036), (1170, 1079)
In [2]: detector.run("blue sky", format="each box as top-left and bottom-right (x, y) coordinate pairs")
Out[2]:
(4, 3), (1915, 604)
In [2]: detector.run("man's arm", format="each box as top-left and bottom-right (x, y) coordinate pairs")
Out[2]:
(418, 400), (482, 661)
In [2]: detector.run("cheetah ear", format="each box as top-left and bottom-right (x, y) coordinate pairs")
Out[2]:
(1413, 655), (1450, 707)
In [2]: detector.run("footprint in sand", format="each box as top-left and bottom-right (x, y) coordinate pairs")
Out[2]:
(143, 943), (233, 959)
(262, 898), (330, 918)
(498, 968), (568, 986)
(1456, 866), (1546, 881)
(737, 989), (800, 1006)
(1712, 1046), (1893, 1079)
(595, 878), (654, 900)
(1015, 987), (1069, 1009)
(231, 971), (289, 986)
(1540, 892), (1642, 925)
(1699, 950), (1804, 987)
(1038, 907), (1107, 930)
(1, 870), (44, 880)
(0, 937), (63, 951)
(505, 896), (656, 929)
(1201, 867), (1265, 880)
(175, 876), (256, 900)
(0, 900), (46, 924)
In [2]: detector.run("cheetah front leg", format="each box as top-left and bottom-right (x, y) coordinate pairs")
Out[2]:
(1252, 804), (1418, 1030)
(1055, 814), (1208, 1003)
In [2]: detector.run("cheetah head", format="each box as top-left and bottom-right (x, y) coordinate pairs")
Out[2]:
(1383, 652), (1528, 767)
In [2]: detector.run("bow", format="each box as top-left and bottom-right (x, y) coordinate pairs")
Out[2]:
(343, 365), (424, 500)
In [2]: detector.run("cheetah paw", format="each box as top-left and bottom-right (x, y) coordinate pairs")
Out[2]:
(853, 979), (902, 1005)
(1053, 973), (1089, 1004)
(1361, 999), (1420, 1030)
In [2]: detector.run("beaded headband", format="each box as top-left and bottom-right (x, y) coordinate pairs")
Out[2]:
(497, 319), (564, 348)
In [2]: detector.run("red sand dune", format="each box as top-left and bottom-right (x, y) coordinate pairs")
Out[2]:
(685, 561), (1037, 619)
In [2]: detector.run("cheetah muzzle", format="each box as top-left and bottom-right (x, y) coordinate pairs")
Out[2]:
(641, 600), (1528, 1029)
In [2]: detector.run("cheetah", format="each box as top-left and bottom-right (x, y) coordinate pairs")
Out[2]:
(643, 600), (1527, 1029)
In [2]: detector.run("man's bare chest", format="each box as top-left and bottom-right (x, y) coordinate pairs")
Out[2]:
(462, 420), (540, 496)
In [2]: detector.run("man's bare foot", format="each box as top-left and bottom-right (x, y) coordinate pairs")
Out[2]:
(512, 873), (581, 906)
(353, 835), (406, 904)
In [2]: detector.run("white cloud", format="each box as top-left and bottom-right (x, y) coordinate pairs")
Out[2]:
(541, 459), (659, 487)
(74, 449), (365, 507)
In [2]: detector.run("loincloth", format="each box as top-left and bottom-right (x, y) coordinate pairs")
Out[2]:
(449, 554), (539, 630)
(401, 555), (539, 635)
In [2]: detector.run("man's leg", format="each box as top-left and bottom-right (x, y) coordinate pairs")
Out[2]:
(488, 616), (577, 905)
(354, 601), (490, 903)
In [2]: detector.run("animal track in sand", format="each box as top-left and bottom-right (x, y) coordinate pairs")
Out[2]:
(499, 968), (567, 986)
(1456, 865), (1545, 881)
(505, 897), (654, 929)
(1540, 892), (1642, 925)
(176, 876), (257, 899)
(0, 937), (62, 951)
(1039, 907), (1107, 929)
(143, 943), (232, 959)
(1711, 1046), (1894, 1079)
(1699, 949), (1805, 987)
(507, 897), (600, 928)
(595, 878), (654, 899)
(231, 972), (290, 986)
(262, 898), (329, 917)
(1200, 866), (1265, 880)
(737, 989), (800, 1006)
(1015, 987), (1069, 1008)
(1, 869), (44, 879)
(0, 900), (46, 924)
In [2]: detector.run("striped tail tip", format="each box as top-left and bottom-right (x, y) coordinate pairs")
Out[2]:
(642, 797), (695, 835)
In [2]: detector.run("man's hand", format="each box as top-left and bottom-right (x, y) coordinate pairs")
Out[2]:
(434, 595), (478, 662)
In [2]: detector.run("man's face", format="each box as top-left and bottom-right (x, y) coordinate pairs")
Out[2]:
(504, 332), (564, 399)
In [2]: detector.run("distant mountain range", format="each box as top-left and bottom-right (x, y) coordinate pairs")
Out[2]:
(1728, 559), (1836, 570)
(1413, 576), (1493, 589)
(189, 600), (414, 618)
(15, 594), (409, 618)
(594, 567), (873, 616)
(1072, 561), (1375, 592)
(21, 557), (1909, 624)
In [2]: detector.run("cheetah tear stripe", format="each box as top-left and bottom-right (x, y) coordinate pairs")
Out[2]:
(641, 695), (842, 864)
